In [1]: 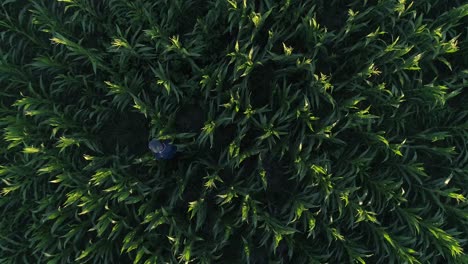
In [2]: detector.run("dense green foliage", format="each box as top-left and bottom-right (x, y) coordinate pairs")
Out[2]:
(1, 0), (467, 263)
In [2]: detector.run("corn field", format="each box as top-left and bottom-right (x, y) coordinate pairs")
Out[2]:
(0, 0), (467, 263)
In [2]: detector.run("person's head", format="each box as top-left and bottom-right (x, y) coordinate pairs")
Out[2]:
(148, 139), (165, 153)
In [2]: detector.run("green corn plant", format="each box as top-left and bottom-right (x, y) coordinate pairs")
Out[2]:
(0, 0), (467, 263)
